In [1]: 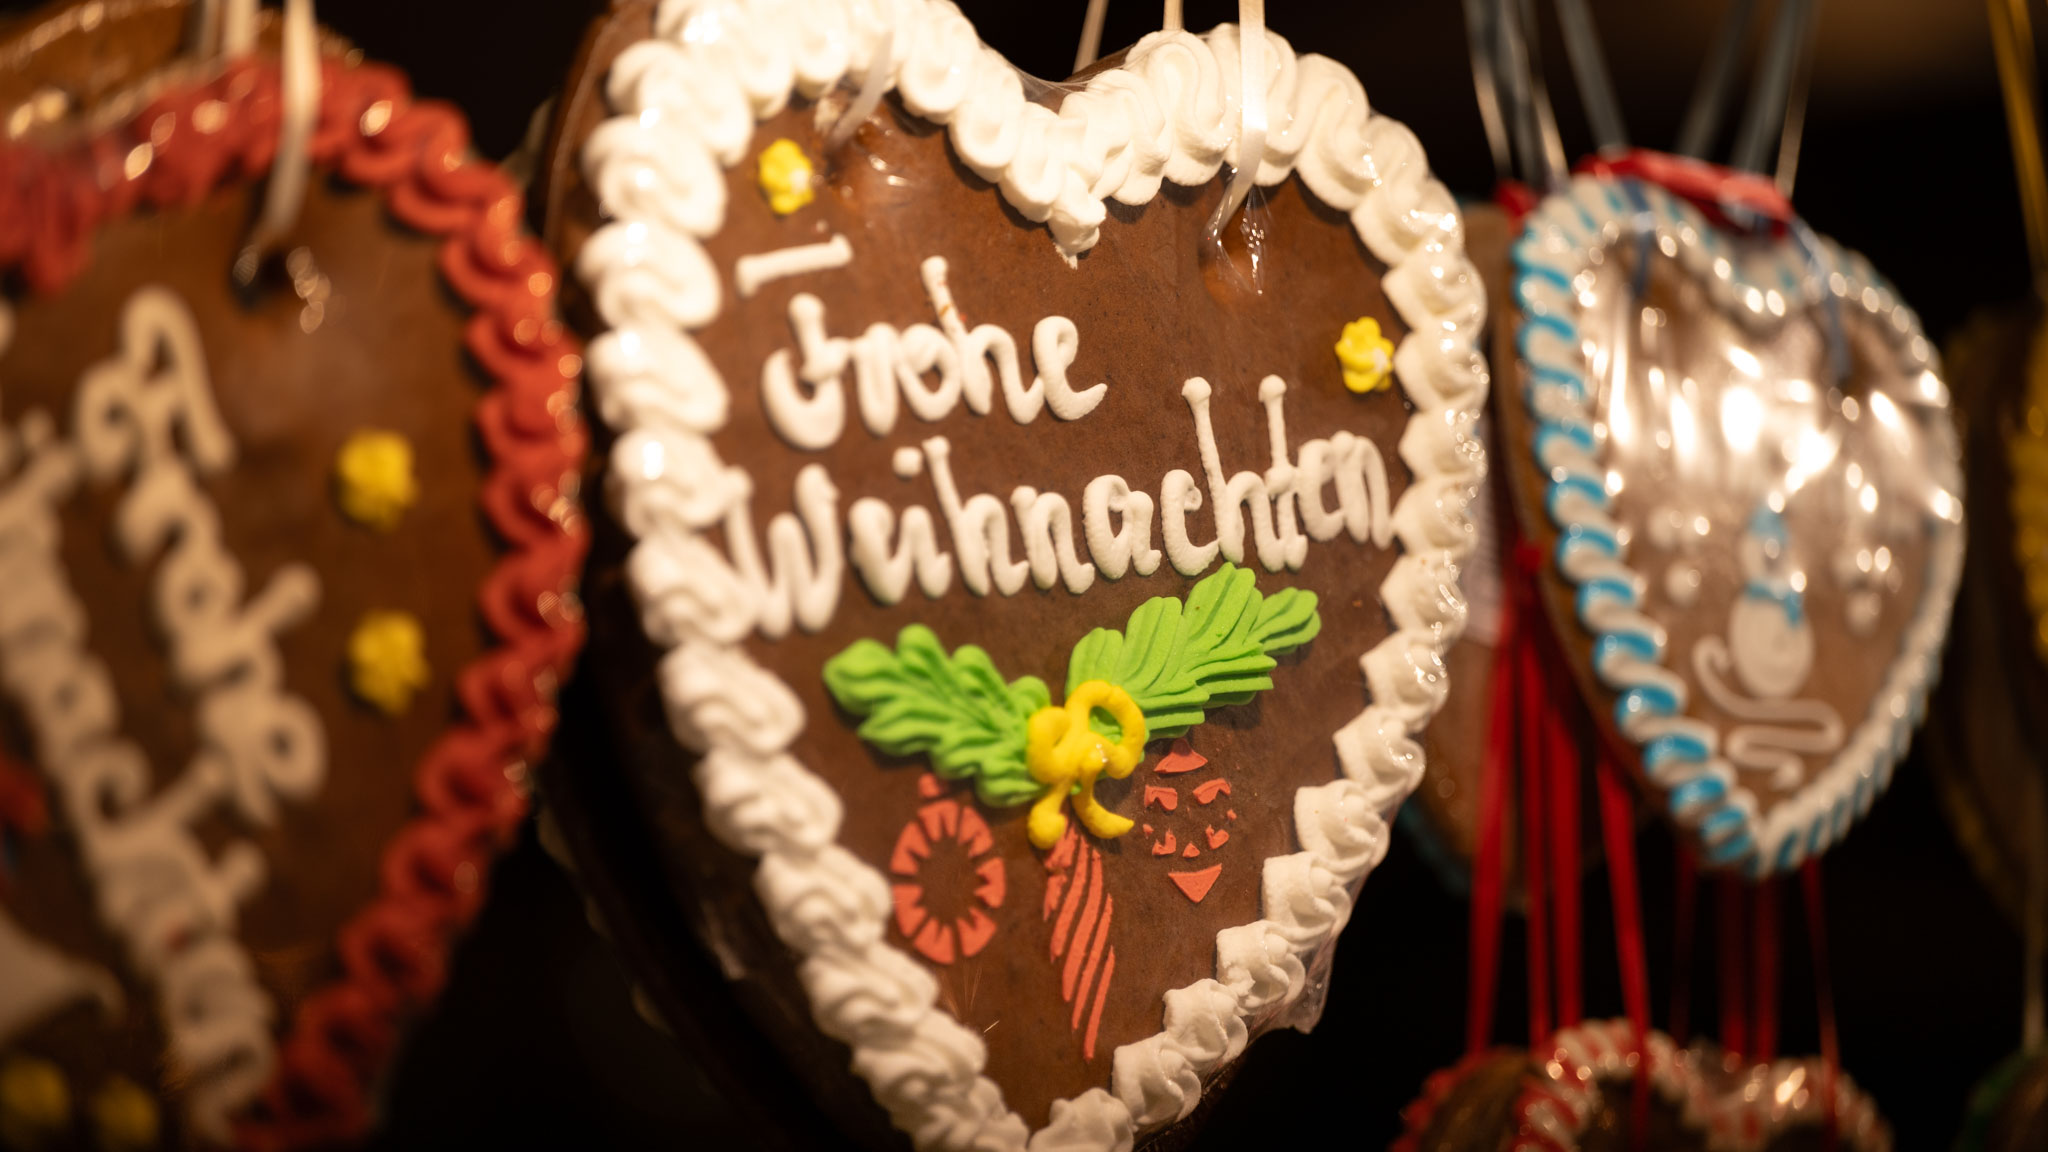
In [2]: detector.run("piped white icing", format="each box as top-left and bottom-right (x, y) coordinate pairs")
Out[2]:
(0, 287), (323, 1141)
(0, 905), (122, 1046)
(577, 2), (1486, 1147)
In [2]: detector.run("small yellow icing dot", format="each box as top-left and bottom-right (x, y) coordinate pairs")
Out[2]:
(0, 1056), (70, 1149)
(335, 429), (419, 532)
(756, 138), (816, 216)
(348, 610), (430, 716)
(1334, 316), (1396, 394)
(89, 1078), (157, 1152)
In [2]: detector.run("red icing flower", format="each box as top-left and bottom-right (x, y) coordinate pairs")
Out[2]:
(889, 774), (1007, 965)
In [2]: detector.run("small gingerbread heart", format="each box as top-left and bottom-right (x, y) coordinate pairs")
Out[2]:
(1501, 173), (1963, 874)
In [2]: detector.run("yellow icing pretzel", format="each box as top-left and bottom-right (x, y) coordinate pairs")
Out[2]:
(1024, 680), (1147, 849)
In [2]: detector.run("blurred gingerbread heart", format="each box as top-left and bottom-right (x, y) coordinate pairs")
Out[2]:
(0, 1), (587, 1147)
(1500, 172), (1962, 874)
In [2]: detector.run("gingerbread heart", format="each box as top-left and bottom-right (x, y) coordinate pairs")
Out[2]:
(539, 0), (1485, 1146)
(1501, 174), (1962, 874)
(0, 4), (586, 1148)
(1515, 1020), (1892, 1152)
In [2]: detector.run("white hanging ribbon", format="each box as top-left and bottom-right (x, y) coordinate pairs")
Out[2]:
(236, 0), (321, 283)
(825, 21), (895, 153)
(221, 0), (258, 55)
(1074, 0), (1109, 72)
(1204, 0), (1265, 260)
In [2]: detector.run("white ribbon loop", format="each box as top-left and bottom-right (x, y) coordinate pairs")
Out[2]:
(1203, 0), (1266, 290)
(233, 0), (322, 285)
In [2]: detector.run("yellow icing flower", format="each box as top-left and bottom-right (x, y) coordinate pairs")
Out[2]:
(89, 1078), (157, 1152)
(757, 138), (816, 216)
(1334, 316), (1396, 394)
(0, 1056), (69, 1151)
(349, 610), (430, 717)
(335, 429), (418, 532)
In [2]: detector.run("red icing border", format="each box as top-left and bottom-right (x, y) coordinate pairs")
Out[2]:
(1389, 1047), (1524, 1152)
(0, 55), (589, 1150)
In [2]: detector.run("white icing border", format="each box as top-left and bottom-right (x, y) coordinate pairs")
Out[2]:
(1512, 176), (1964, 875)
(574, 1), (1488, 1147)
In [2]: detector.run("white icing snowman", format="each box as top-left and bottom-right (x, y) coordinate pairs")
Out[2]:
(1727, 504), (1814, 700)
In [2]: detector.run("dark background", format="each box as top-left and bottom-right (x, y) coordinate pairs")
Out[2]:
(11, 0), (2029, 1147)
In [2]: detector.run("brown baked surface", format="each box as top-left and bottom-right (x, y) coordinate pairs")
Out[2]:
(545, 5), (1431, 1141)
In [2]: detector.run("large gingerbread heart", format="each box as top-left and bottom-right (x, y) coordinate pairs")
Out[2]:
(0, 4), (586, 1148)
(540, 0), (1486, 1146)
(1502, 174), (1962, 874)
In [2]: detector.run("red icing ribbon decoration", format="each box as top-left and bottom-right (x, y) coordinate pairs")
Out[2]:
(0, 54), (588, 1151)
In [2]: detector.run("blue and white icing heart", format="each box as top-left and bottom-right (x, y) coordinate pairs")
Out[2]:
(1512, 174), (1963, 876)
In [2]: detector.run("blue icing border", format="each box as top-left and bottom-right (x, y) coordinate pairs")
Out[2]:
(1510, 175), (1965, 876)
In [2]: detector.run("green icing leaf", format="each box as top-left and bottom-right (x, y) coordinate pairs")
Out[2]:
(822, 625), (1043, 807)
(1065, 563), (1321, 738)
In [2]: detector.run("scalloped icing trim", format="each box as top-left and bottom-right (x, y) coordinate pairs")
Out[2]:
(1511, 175), (1963, 876)
(572, 0), (1488, 1148)
(0, 54), (590, 1151)
(1512, 1019), (1892, 1152)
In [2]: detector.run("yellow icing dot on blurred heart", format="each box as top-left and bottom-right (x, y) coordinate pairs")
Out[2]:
(0, 1056), (70, 1150)
(349, 610), (430, 717)
(757, 138), (816, 216)
(89, 1078), (157, 1152)
(335, 429), (418, 532)
(1334, 316), (1395, 394)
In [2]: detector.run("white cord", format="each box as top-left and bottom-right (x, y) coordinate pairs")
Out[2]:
(1074, 0), (1109, 72)
(1205, 0), (1265, 249)
(825, 21), (894, 153)
(221, 0), (257, 56)
(236, 0), (320, 283)
(1162, 0), (1182, 33)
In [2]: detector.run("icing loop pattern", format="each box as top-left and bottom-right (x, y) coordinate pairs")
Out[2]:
(579, 2), (1486, 1148)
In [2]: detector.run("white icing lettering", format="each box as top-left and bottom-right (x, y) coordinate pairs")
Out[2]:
(0, 287), (325, 1140)
(923, 436), (1030, 596)
(1009, 486), (1095, 594)
(848, 496), (953, 603)
(734, 233), (854, 298)
(1081, 474), (1162, 581)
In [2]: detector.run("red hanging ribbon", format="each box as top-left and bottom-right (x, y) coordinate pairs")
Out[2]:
(1753, 878), (1781, 1064)
(1719, 877), (1749, 1058)
(1543, 672), (1584, 1030)
(1518, 631), (1553, 1044)
(1670, 846), (1697, 1044)
(1597, 755), (1651, 1152)
(1467, 578), (1519, 1055)
(1802, 861), (1840, 1152)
